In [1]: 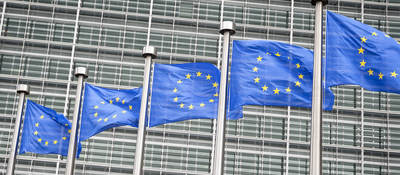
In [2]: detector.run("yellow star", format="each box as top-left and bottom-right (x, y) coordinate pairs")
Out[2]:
(266, 52), (271, 55)
(391, 71), (398, 78)
(53, 140), (58, 144)
(200, 103), (205, 107)
(361, 36), (367, 43)
(109, 100), (113, 104)
(129, 105), (133, 110)
(177, 80), (183, 84)
(112, 114), (117, 118)
(287, 56), (291, 60)
(34, 131), (38, 135)
(98, 118), (102, 122)
(186, 73), (191, 79)
(385, 34), (390, 38)
(358, 47), (365, 54)
(252, 66), (258, 72)
(40, 115), (44, 119)
(38, 138), (42, 142)
(197, 72), (202, 76)
(275, 52), (281, 57)
(188, 104), (194, 110)
(174, 97), (178, 102)
(94, 105), (98, 109)
(68, 129), (71, 133)
(213, 82), (218, 88)
(62, 137), (67, 140)
(296, 64), (300, 69)
(35, 123), (39, 127)
(262, 85), (268, 91)
(209, 99), (214, 103)
(360, 60), (366, 67)
(295, 81), (301, 87)
(372, 32), (377, 36)
(214, 93), (219, 97)
(122, 110), (127, 114)
(273, 88), (280, 94)
(254, 77), (260, 83)
(45, 141), (48, 146)
(94, 112), (98, 117)
(122, 100), (125, 104)
(285, 87), (291, 93)
(173, 88), (177, 93)
(257, 56), (263, 62)
(100, 101), (105, 104)
(298, 74), (304, 79)
(379, 72), (384, 79)
(65, 123), (68, 127)
(104, 118), (109, 122)
(116, 97), (120, 102)
(368, 69), (374, 76)
(206, 74), (212, 80)
(180, 103), (184, 108)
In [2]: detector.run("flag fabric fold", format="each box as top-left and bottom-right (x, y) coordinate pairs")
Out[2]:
(19, 100), (81, 157)
(228, 40), (334, 119)
(326, 11), (400, 94)
(79, 83), (142, 141)
(149, 63), (220, 127)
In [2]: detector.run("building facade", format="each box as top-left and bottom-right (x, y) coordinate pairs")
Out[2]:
(0, 0), (400, 174)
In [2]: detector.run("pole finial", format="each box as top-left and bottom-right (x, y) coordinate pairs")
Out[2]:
(311, 0), (328, 5)
(74, 67), (88, 78)
(219, 21), (236, 35)
(17, 84), (30, 95)
(142, 46), (157, 58)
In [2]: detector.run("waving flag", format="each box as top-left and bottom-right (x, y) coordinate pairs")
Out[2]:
(228, 40), (334, 119)
(326, 11), (400, 94)
(80, 83), (142, 141)
(19, 100), (81, 157)
(149, 63), (220, 127)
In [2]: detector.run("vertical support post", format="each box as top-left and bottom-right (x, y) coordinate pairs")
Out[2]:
(310, 0), (327, 175)
(0, 1), (7, 37)
(213, 21), (235, 175)
(133, 46), (157, 175)
(6, 84), (30, 175)
(65, 67), (88, 175)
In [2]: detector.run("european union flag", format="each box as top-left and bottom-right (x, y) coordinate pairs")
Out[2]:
(80, 83), (142, 141)
(149, 63), (220, 127)
(228, 40), (334, 119)
(326, 11), (400, 94)
(19, 100), (81, 157)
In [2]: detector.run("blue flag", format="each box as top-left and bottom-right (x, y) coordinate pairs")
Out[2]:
(326, 11), (400, 94)
(149, 63), (220, 127)
(228, 40), (334, 119)
(80, 83), (142, 141)
(20, 100), (81, 157)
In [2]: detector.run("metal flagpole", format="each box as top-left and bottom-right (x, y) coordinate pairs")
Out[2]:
(133, 46), (157, 175)
(310, 0), (328, 175)
(6, 84), (30, 175)
(213, 21), (235, 175)
(65, 67), (88, 175)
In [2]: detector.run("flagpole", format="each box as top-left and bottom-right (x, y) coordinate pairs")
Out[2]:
(213, 21), (235, 175)
(65, 67), (88, 175)
(310, 0), (327, 175)
(133, 46), (157, 175)
(6, 84), (30, 175)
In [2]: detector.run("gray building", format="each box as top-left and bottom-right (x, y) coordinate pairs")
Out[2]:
(1, 0), (400, 174)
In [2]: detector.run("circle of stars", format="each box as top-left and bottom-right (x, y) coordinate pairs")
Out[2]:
(252, 51), (303, 95)
(358, 31), (398, 80)
(93, 97), (133, 123)
(173, 71), (218, 110)
(34, 114), (70, 146)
